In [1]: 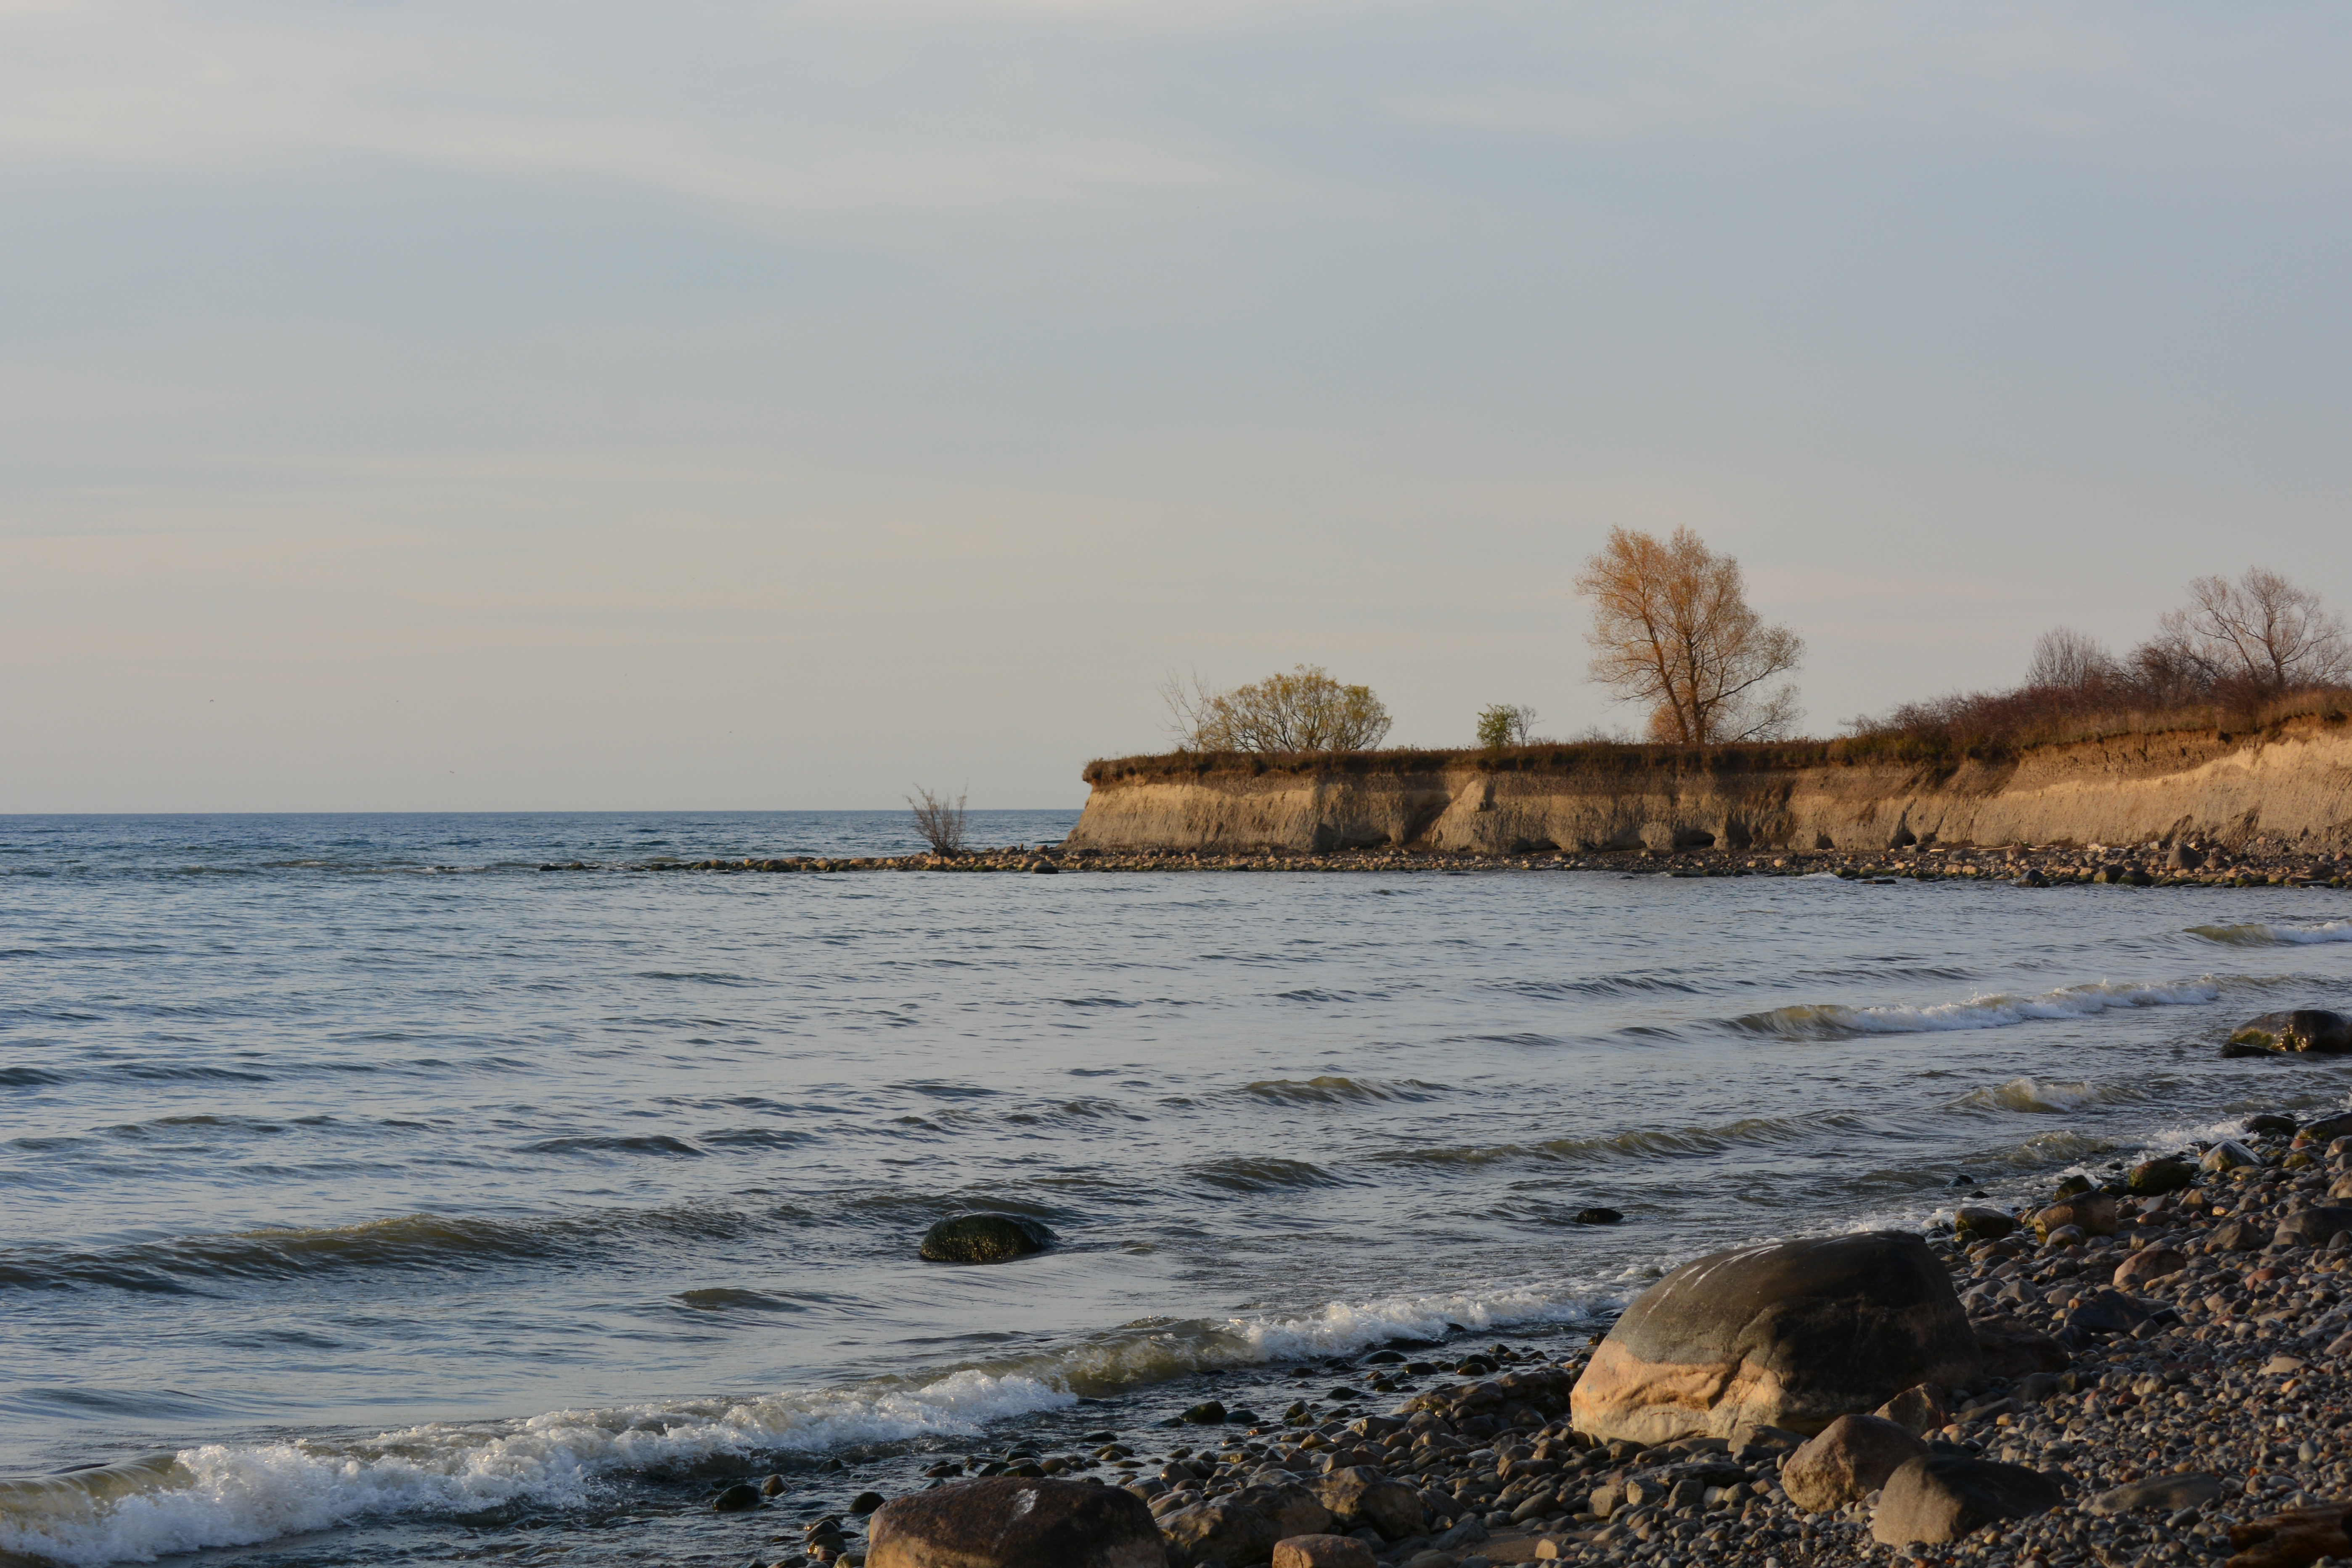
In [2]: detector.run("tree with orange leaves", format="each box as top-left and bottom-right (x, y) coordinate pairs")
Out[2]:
(1573, 526), (1804, 744)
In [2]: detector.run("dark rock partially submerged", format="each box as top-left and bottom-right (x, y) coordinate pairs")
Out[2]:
(2225, 1009), (2352, 1057)
(918, 1213), (1057, 1263)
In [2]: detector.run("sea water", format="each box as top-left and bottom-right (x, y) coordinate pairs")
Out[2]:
(5, 812), (2352, 1567)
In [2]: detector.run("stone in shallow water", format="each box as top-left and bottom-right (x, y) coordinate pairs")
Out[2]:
(917, 1213), (1055, 1263)
(2228, 1010), (2352, 1055)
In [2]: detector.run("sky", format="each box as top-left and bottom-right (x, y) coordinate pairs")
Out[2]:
(3, 0), (2348, 811)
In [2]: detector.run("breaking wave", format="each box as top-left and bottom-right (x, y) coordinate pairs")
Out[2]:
(1729, 979), (2219, 1040)
(0, 1279), (1603, 1568)
(2189, 919), (2352, 947)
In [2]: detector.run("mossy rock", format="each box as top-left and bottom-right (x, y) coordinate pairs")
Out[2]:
(2226, 1010), (2352, 1056)
(919, 1213), (1057, 1263)
(1953, 1206), (2016, 1241)
(2127, 1158), (2195, 1195)
(2053, 1174), (2094, 1198)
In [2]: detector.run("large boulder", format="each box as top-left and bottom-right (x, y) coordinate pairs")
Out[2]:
(1567, 1232), (1982, 1444)
(2227, 1010), (2352, 1056)
(1311, 1467), (1422, 1540)
(1781, 1414), (1929, 1513)
(1870, 1455), (2065, 1544)
(918, 1214), (1055, 1263)
(866, 1478), (1167, 1568)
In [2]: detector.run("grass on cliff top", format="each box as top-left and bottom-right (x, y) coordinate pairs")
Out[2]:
(1082, 692), (2352, 785)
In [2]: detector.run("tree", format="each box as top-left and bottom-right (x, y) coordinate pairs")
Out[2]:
(906, 786), (969, 855)
(1475, 703), (1537, 749)
(2145, 567), (2351, 696)
(1161, 665), (1392, 752)
(2024, 627), (2119, 691)
(1573, 526), (1804, 744)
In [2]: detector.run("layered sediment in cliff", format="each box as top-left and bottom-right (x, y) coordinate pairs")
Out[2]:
(1069, 717), (2352, 854)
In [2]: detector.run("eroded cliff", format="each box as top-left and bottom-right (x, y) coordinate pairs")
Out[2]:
(1068, 717), (2352, 854)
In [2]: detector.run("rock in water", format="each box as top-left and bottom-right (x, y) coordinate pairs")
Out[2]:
(1952, 1206), (2016, 1241)
(866, 1477), (1167, 1568)
(1870, 1454), (2065, 1544)
(1312, 1466), (1423, 1539)
(1567, 1232), (1981, 1444)
(712, 1483), (762, 1512)
(917, 1214), (1056, 1263)
(2226, 1009), (2352, 1055)
(1781, 1414), (1930, 1512)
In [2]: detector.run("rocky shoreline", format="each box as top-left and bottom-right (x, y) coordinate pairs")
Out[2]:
(754, 1099), (2352, 1568)
(586, 840), (2349, 885)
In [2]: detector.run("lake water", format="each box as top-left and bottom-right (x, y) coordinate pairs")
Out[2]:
(5, 812), (2352, 1568)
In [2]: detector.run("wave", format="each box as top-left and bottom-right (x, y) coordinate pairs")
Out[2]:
(1728, 978), (2219, 1040)
(2189, 919), (2352, 947)
(1375, 1109), (1875, 1170)
(1954, 1076), (2152, 1114)
(1189, 1155), (1352, 1193)
(0, 1209), (768, 1294)
(0, 1280), (1604, 1568)
(1242, 1076), (1447, 1106)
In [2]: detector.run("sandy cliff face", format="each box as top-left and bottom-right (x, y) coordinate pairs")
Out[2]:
(1067, 719), (2352, 853)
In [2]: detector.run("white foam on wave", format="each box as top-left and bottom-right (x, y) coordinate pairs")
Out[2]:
(0, 1275), (1609, 1568)
(2190, 919), (2352, 948)
(0, 1370), (1075, 1568)
(1734, 977), (2219, 1040)
(1956, 1076), (2131, 1114)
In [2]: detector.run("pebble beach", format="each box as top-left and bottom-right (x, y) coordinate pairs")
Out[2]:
(799, 1113), (2352, 1568)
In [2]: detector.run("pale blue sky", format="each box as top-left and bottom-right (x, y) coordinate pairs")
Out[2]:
(3, 1), (2347, 809)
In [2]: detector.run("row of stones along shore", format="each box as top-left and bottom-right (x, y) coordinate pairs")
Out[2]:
(599, 841), (2349, 882)
(788, 1100), (2352, 1568)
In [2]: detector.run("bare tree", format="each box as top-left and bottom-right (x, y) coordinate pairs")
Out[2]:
(1160, 665), (1391, 752)
(906, 786), (969, 856)
(2146, 567), (2352, 695)
(1475, 703), (1538, 749)
(1573, 526), (1804, 744)
(2024, 627), (2118, 691)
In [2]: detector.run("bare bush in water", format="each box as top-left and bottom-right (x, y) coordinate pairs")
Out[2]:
(906, 786), (969, 856)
